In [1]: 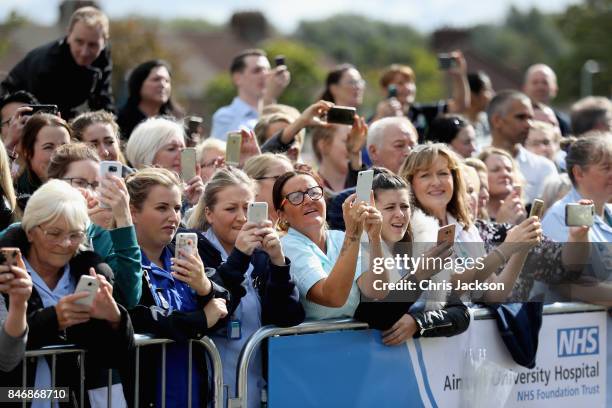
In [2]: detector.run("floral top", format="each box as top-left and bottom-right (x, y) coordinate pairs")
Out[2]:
(475, 219), (581, 301)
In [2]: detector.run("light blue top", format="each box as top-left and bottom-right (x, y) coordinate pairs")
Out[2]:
(210, 97), (259, 141)
(281, 228), (364, 320)
(25, 259), (74, 408)
(541, 187), (612, 243)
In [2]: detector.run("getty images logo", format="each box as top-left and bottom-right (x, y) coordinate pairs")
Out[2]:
(557, 326), (599, 357)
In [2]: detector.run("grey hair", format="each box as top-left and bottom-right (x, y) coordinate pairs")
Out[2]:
(367, 116), (416, 150)
(487, 90), (531, 128)
(125, 117), (185, 169)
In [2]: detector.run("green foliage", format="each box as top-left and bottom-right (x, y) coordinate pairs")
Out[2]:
(555, 0), (612, 100)
(0, 11), (27, 59)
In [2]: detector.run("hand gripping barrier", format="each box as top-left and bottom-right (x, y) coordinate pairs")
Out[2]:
(20, 334), (224, 408)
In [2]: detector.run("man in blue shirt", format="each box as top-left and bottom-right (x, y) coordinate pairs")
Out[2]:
(210, 49), (290, 141)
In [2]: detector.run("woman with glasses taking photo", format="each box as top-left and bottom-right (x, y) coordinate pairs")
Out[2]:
(275, 170), (389, 320)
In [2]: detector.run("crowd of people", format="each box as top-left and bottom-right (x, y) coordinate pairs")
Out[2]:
(0, 6), (610, 408)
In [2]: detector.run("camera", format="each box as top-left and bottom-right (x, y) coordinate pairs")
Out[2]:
(437, 53), (458, 70)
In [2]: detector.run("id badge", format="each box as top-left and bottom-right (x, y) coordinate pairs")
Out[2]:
(227, 319), (241, 340)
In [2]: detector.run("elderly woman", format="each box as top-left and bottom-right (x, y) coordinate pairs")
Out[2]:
(70, 110), (129, 167)
(126, 167), (229, 408)
(186, 166), (304, 408)
(243, 153), (294, 223)
(276, 170), (388, 319)
(196, 137), (225, 182)
(0, 180), (134, 403)
(399, 143), (542, 302)
(117, 59), (183, 139)
(125, 117), (203, 207)
(14, 113), (71, 210)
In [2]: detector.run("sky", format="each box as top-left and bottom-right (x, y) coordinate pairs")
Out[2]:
(0, 0), (582, 33)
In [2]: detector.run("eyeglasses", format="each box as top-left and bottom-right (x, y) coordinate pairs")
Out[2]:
(281, 186), (324, 208)
(61, 177), (99, 191)
(37, 226), (86, 246)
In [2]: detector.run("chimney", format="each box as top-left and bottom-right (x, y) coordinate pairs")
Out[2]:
(58, 0), (100, 28)
(229, 11), (269, 44)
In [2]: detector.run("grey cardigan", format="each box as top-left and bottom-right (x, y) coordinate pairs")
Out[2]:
(0, 296), (27, 372)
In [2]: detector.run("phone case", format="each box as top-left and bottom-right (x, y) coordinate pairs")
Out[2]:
(181, 148), (197, 181)
(175, 233), (198, 260)
(565, 204), (594, 227)
(327, 106), (356, 125)
(248, 202), (268, 224)
(437, 225), (456, 245)
(530, 199), (545, 218)
(356, 170), (374, 203)
(74, 275), (99, 306)
(226, 132), (242, 166)
(99, 161), (123, 208)
(0, 247), (20, 267)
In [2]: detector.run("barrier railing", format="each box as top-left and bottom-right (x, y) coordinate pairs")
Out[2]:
(20, 334), (224, 408)
(227, 302), (607, 408)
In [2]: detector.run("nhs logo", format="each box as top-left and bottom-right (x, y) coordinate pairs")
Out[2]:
(557, 326), (599, 357)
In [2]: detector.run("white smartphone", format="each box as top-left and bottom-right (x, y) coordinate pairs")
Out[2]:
(226, 131), (242, 166)
(181, 148), (197, 181)
(74, 275), (100, 306)
(247, 202), (268, 224)
(99, 161), (123, 208)
(175, 232), (198, 260)
(355, 169), (374, 203)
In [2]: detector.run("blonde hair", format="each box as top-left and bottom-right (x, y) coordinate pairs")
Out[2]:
(196, 138), (225, 164)
(243, 153), (292, 180)
(0, 144), (16, 213)
(125, 117), (185, 169)
(464, 157), (489, 220)
(22, 179), (90, 234)
(478, 147), (525, 186)
(399, 143), (472, 228)
(187, 167), (255, 231)
(68, 6), (109, 40)
(126, 167), (182, 211)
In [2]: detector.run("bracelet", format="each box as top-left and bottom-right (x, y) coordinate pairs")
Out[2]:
(492, 247), (508, 264)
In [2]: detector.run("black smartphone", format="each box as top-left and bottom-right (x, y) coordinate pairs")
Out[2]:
(437, 53), (457, 70)
(26, 104), (58, 115)
(274, 55), (286, 67)
(327, 106), (356, 125)
(387, 85), (397, 99)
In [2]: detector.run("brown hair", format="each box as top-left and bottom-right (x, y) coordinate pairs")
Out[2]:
(399, 143), (472, 228)
(19, 113), (72, 175)
(70, 110), (126, 164)
(126, 167), (182, 211)
(379, 64), (415, 89)
(68, 6), (109, 40)
(47, 143), (100, 180)
(311, 125), (341, 162)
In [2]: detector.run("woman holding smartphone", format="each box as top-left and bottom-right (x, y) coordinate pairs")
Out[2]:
(125, 167), (229, 408)
(399, 143), (543, 302)
(0, 180), (134, 404)
(186, 166), (304, 408)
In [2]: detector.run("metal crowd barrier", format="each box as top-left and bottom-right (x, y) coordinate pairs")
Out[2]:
(227, 302), (607, 408)
(20, 334), (224, 408)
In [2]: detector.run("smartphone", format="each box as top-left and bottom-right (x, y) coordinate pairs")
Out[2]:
(513, 185), (522, 196)
(326, 106), (356, 125)
(355, 169), (374, 204)
(99, 161), (123, 208)
(247, 202), (268, 224)
(226, 131), (242, 167)
(437, 224), (456, 246)
(529, 199), (545, 219)
(274, 55), (286, 67)
(565, 203), (595, 227)
(181, 148), (197, 181)
(0, 247), (20, 267)
(26, 104), (58, 116)
(175, 232), (198, 260)
(74, 275), (100, 306)
(387, 85), (397, 99)
(438, 53), (457, 70)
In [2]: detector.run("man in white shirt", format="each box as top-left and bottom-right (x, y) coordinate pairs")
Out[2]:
(487, 90), (558, 202)
(210, 49), (290, 141)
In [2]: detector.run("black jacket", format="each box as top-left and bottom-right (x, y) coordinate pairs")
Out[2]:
(0, 227), (135, 407)
(0, 38), (114, 120)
